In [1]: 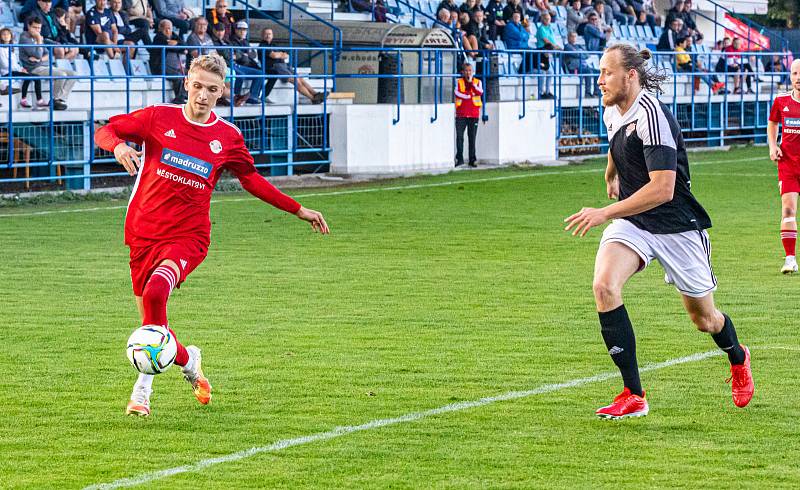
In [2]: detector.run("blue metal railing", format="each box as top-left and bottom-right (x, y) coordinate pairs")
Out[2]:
(0, 42), (792, 191)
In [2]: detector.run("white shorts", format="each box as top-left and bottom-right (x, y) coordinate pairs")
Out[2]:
(600, 219), (717, 298)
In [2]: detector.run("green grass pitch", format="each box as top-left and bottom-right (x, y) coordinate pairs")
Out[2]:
(2, 146), (800, 489)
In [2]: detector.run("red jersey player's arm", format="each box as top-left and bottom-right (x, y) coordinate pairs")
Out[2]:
(94, 107), (154, 152)
(225, 136), (302, 214)
(767, 99), (783, 162)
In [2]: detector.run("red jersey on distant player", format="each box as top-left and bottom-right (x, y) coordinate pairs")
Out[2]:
(95, 104), (301, 248)
(769, 92), (800, 168)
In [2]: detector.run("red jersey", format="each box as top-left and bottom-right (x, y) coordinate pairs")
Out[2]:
(95, 104), (301, 248)
(769, 92), (800, 168)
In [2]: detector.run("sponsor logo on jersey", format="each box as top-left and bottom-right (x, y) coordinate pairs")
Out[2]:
(160, 149), (213, 180)
(784, 117), (800, 127)
(625, 122), (636, 137)
(209, 140), (222, 154)
(164, 129), (177, 138)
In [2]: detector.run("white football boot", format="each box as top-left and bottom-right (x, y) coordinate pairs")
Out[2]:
(782, 256), (798, 274)
(126, 385), (151, 417)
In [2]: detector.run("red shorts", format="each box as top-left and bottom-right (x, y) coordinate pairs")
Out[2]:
(129, 239), (208, 296)
(779, 163), (800, 195)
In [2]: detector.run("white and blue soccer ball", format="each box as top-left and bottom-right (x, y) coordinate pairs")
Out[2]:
(126, 325), (177, 375)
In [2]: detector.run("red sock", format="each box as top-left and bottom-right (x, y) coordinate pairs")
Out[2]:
(781, 229), (796, 257)
(142, 266), (189, 366)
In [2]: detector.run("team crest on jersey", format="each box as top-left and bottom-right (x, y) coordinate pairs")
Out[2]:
(625, 122), (637, 137)
(160, 149), (213, 180)
(209, 140), (223, 154)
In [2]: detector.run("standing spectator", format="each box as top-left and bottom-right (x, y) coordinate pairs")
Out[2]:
(562, 30), (598, 96)
(485, 0), (505, 40)
(0, 27), (45, 107)
(150, 19), (186, 102)
(454, 62), (482, 168)
(582, 12), (609, 52)
(566, 0), (586, 34)
(126, 0), (154, 45)
(153, 0), (193, 38)
(229, 20), (263, 105)
(260, 27), (324, 104)
(185, 16), (215, 70)
(19, 17), (76, 110)
(53, 7), (80, 60)
(111, 0), (148, 61)
(656, 17), (681, 51)
(207, 0), (235, 39)
(86, 0), (119, 58)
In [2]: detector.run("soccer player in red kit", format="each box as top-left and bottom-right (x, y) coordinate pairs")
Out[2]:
(95, 54), (330, 416)
(768, 59), (800, 274)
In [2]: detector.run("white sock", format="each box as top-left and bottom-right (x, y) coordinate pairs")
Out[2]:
(133, 373), (154, 395)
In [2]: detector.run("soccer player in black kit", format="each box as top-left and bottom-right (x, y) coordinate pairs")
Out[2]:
(564, 45), (754, 419)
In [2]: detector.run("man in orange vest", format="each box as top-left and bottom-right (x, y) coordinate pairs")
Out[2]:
(454, 62), (483, 167)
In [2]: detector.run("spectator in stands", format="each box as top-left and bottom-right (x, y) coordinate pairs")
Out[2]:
(153, 0), (193, 38)
(465, 9), (493, 55)
(0, 27), (45, 108)
(53, 7), (80, 60)
(457, 11), (480, 56)
(535, 11), (557, 98)
(591, 1), (613, 30)
(261, 27), (324, 104)
(607, 0), (634, 25)
(20, 0), (68, 25)
(765, 53), (789, 88)
(628, 0), (656, 30)
(210, 21), (231, 64)
(460, 0), (482, 15)
(562, 30), (598, 96)
(502, 0), (526, 29)
(656, 17), (681, 51)
(566, 0), (586, 34)
(67, 0), (85, 37)
(111, 0), (148, 62)
(186, 16), (216, 70)
(351, 0), (388, 22)
(436, 7), (454, 29)
(207, 0), (236, 39)
(19, 17), (76, 110)
(715, 36), (743, 93)
(454, 62), (482, 167)
(86, 0), (119, 59)
(150, 19), (187, 102)
(126, 0), (155, 45)
(503, 12), (536, 74)
(228, 20), (263, 105)
(666, 0), (697, 37)
(732, 37), (755, 94)
(582, 12), (609, 51)
(437, 0), (459, 14)
(484, 0), (505, 40)
(675, 35), (724, 94)
(24, 0), (77, 60)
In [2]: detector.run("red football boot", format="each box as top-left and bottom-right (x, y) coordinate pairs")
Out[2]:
(596, 387), (649, 419)
(727, 345), (754, 408)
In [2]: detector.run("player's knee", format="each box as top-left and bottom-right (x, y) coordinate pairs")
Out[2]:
(690, 312), (717, 333)
(782, 207), (796, 219)
(592, 279), (621, 308)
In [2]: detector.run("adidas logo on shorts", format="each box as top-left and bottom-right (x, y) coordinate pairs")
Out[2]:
(608, 346), (624, 356)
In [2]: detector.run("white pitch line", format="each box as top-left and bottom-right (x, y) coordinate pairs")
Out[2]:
(84, 349), (722, 490)
(0, 156), (766, 219)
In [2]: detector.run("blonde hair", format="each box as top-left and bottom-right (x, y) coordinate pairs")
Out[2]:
(188, 54), (227, 81)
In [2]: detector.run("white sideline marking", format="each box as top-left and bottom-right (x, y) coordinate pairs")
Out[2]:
(84, 349), (722, 490)
(0, 156), (765, 219)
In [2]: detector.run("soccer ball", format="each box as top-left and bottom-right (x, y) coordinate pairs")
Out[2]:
(126, 325), (177, 374)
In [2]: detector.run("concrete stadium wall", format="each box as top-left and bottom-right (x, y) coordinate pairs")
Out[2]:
(329, 101), (557, 174)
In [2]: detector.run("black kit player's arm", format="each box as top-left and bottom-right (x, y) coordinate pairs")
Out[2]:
(605, 150), (618, 199)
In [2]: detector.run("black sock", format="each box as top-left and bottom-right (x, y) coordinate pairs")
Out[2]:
(711, 313), (746, 365)
(599, 304), (643, 397)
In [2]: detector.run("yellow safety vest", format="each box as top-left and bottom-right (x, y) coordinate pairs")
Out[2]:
(456, 78), (483, 108)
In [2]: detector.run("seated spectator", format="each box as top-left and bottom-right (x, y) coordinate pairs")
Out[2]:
(186, 17), (215, 69)
(460, 0), (482, 15)
(208, 23), (232, 105)
(86, 0), (119, 59)
(484, 0), (505, 40)
(150, 19), (186, 102)
(351, 0), (388, 22)
(591, 1), (614, 30)
(502, 12), (536, 73)
(0, 27), (45, 107)
(566, 0), (586, 34)
(126, 0), (154, 45)
(19, 17), (77, 110)
(111, 0), (148, 62)
(437, 0), (459, 14)
(656, 17), (681, 51)
(458, 11), (479, 56)
(20, 0), (68, 24)
(229, 20), (263, 105)
(24, 0), (72, 59)
(765, 53), (789, 88)
(207, 0), (235, 39)
(153, 0), (193, 38)
(535, 11), (558, 98)
(582, 12), (609, 51)
(562, 31), (598, 96)
(436, 7), (453, 28)
(502, 0), (526, 29)
(53, 7), (79, 60)
(67, 0), (85, 36)
(260, 27), (324, 104)
(628, 0), (656, 29)
(716, 36), (748, 93)
(464, 9), (492, 58)
(607, 0), (634, 25)
(675, 35), (724, 94)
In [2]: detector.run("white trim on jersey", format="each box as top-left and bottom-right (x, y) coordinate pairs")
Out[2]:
(604, 90), (676, 149)
(180, 104), (220, 127)
(217, 117), (242, 135)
